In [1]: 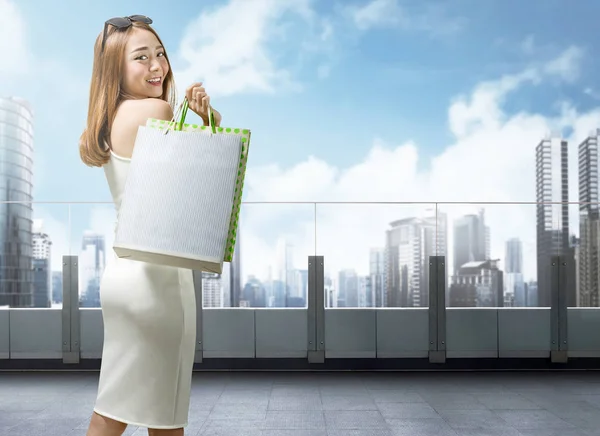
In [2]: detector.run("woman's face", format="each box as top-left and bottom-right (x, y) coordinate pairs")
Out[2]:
(121, 28), (170, 99)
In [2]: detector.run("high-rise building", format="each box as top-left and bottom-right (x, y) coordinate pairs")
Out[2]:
(221, 237), (241, 307)
(504, 237), (524, 306)
(578, 130), (600, 307)
(228, 237), (241, 307)
(369, 247), (385, 307)
(449, 259), (504, 307)
(325, 274), (335, 308)
(274, 238), (297, 307)
(485, 226), (491, 260)
(0, 97), (35, 307)
(453, 209), (489, 274)
(358, 275), (370, 308)
(32, 220), (52, 308)
(79, 231), (106, 307)
(505, 238), (523, 274)
(298, 269), (308, 305)
(242, 276), (266, 307)
(385, 210), (447, 307)
(202, 272), (223, 308)
(525, 281), (538, 307)
(52, 271), (63, 305)
(337, 269), (358, 307)
(536, 136), (570, 307)
(571, 235), (581, 307)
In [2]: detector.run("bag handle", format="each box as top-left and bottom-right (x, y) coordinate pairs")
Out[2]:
(163, 97), (217, 135)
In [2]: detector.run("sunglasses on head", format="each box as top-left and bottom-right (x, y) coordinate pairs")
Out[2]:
(101, 15), (153, 53)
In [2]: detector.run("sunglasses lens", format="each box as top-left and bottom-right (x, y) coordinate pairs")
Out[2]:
(129, 15), (153, 24)
(107, 17), (131, 27)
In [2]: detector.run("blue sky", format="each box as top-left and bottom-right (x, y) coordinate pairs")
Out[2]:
(5, 0), (600, 200)
(2, 0), (600, 280)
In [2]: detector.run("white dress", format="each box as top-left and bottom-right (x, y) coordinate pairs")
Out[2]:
(93, 149), (197, 429)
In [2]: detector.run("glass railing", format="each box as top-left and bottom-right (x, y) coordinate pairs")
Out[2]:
(2, 200), (600, 362)
(1, 200), (599, 311)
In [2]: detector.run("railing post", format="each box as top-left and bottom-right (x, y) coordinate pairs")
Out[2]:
(551, 255), (569, 363)
(193, 270), (203, 363)
(307, 255), (325, 363)
(61, 255), (80, 364)
(429, 255), (446, 363)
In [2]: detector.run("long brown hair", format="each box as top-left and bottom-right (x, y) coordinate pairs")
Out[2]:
(79, 21), (176, 167)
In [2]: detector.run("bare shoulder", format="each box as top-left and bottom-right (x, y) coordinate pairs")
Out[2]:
(110, 98), (174, 159)
(119, 98), (173, 123)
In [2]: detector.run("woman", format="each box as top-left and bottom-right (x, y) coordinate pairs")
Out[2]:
(79, 15), (221, 436)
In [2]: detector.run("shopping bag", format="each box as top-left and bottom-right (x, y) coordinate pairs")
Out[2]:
(113, 98), (250, 274)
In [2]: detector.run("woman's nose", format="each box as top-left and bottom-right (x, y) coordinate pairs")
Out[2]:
(149, 60), (161, 72)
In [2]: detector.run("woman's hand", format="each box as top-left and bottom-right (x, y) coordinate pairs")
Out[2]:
(185, 82), (222, 127)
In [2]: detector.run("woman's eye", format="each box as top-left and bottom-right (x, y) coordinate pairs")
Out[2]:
(136, 53), (164, 60)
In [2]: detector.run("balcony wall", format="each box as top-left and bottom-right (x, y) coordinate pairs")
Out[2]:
(1, 254), (595, 370)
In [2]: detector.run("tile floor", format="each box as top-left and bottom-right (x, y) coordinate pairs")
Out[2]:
(2, 371), (600, 435)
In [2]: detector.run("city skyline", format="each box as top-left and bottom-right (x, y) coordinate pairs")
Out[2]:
(24, 199), (576, 308)
(4, 0), (600, 309)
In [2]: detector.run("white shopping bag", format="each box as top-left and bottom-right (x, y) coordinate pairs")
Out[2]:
(113, 99), (250, 273)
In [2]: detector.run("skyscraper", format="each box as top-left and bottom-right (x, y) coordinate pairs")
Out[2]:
(578, 129), (600, 307)
(505, 238), (523, 274)
(0, 97), (35, 307)
(32, 220), (52, 308)
(274, 238), (295, 307)
(453, 209), (489, 274)
(369, 247), (385, 307)
(337, 269), (358, 307)
(535, 136), (570, 307)
(385, 210), (447, 307)
(79, 231), (106, 307)
(505, 237), (524, 306)
(202, 271), (223, 308)
(228, 237), (241, 307)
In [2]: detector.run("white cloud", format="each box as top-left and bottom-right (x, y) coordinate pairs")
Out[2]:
(348, 0), (465, 36)
(0, 0), (29, 75)
(543, 45), (583, 83)
(448, 45), (585, 138)
(172, 0), (465, 98)
(448, 69), (541, 138)
(351, 0), (401, 30)
(174, 0), (324, 98)
(239, 45), (594, 284)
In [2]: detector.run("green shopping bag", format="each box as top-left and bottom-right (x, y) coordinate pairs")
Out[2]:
(144, 98), (250, 263)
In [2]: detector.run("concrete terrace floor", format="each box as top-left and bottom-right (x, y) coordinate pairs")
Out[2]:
(2, 371), (600, 435)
